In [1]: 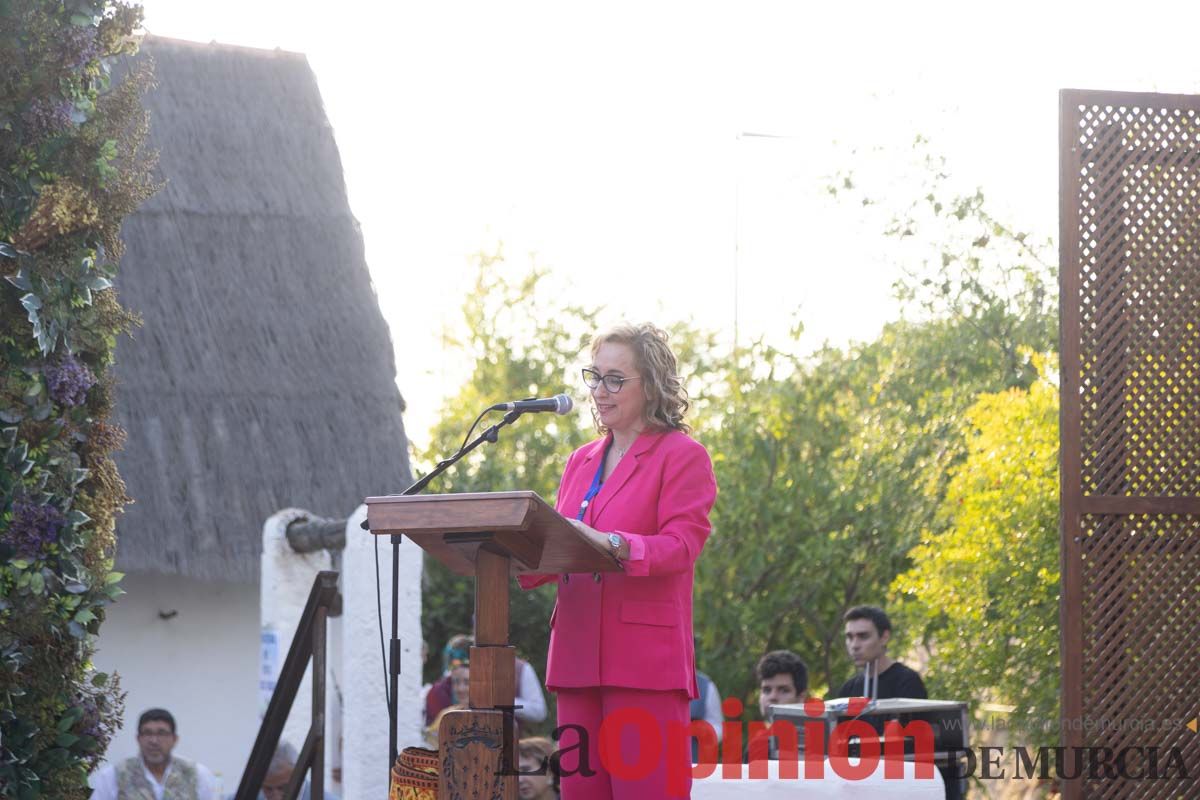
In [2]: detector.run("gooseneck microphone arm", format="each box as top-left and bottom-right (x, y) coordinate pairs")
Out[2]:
(406, 407), (523, 495)
(366, 406), (526, 774)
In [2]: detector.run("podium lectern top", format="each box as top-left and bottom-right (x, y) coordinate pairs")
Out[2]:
(364, 490), (622, 577)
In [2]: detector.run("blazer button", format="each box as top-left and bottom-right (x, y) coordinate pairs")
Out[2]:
(592, 572), (601, 583)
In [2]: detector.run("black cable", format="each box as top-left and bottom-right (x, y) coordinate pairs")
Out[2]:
(374, 533), (390, 710)
(458, 406), (493, 454)
(370, 402), (523, 761)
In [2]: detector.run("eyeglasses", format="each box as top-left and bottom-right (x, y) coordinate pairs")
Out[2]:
(138, 730), (174, 740)
(582, 368), (640, 394)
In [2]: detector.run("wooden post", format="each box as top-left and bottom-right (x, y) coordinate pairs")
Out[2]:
(472, 547), (517, 713)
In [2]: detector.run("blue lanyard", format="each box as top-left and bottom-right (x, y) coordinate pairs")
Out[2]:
(575, 439), (612, 521)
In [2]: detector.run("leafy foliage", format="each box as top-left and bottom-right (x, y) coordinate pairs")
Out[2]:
(417, 144), (1062, 743)
(693, 151), (1057, 712)
(0, 3), (157, 797)
(692, 311), (1051, 710)
(893, 355), (1061, 743)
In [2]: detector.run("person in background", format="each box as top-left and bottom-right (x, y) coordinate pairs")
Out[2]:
(424, 633), (472, 725)
(514, 654), (548, 728)
(225, 741), (339, 800)
(833, 605), (926, 700)
(426, 636), (544, 735)
(745, 650), (808, 762)
(90, 708), (218, 800)
(517, 737), (560, 800)
(450, 659), (470, 706)
(425, 659), (470, 748)
(689, 665), (724, 762)
(834, 606), (962, 800)
(756, 650), (807, 718)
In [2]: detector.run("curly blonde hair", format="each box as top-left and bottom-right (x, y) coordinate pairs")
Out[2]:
(590, 323), (690, 435)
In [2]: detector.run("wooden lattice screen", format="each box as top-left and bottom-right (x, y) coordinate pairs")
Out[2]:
(1060, 89), (1200, 799)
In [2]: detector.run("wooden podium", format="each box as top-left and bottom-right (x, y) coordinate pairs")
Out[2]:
(365, 490), (622, 799)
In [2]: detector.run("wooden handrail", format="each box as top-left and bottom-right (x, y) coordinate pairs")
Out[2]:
(234, 571), (339, 800)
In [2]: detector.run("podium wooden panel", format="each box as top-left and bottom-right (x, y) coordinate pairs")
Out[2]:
(365, 490), (622, 799)
(436, 709), (511, 800)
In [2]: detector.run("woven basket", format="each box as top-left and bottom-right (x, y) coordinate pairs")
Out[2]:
(390, 747), (439, 800)
(400, 746), (439, 776)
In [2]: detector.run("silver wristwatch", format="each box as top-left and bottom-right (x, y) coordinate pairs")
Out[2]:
(607, 533), (623, 559)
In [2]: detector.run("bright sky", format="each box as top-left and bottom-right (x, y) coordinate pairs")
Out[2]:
(138, 0), (1200, 446)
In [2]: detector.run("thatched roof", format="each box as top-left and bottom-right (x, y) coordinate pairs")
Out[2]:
(111, 36), (412, 583)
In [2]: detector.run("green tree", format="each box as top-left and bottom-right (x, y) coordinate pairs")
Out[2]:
(692, 310), (1052, 709)
(694, 143), (1058, 710)
(417, 248), (598, 727)
(892, 355), (1060, 742)
(1, 3), (157, 797)
(414, 142), (1063, 743)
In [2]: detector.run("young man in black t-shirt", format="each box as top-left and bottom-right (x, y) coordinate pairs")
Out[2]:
(834, 606), (963, 800)
(833, 605), (927, 699)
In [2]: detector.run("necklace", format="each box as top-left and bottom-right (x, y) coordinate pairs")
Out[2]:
(611, 432), (639, 464)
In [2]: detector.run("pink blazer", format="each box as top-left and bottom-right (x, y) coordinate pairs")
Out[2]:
(518, 429), (717, 698)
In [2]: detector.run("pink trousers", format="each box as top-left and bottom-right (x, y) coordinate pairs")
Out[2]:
(555, 686), (692, 800)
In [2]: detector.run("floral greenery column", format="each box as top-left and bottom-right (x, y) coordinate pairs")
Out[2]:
(0, 2), (158, 798)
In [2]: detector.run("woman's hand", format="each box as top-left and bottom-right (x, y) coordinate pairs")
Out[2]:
(567, 518), (606, 548)
(567, 519), (629, 560)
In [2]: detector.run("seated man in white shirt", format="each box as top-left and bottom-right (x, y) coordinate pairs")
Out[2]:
(90, 708), (218, 800)
(514, 656), (548, 729)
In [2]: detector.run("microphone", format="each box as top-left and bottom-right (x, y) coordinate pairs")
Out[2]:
(489, 394), (574, 415)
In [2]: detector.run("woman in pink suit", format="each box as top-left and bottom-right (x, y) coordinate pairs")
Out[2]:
(519, 323), (717, 799)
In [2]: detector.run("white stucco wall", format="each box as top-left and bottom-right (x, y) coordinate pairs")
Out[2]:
(260, 509), (338, 792)
(91, 570), (260, 795)
(342, 504), (423, 800)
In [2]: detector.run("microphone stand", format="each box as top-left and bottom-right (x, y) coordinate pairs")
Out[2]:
(364, 408), (525, 772)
